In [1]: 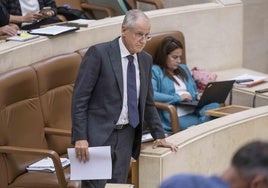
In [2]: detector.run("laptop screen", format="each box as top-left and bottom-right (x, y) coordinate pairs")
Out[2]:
(179, 80), (235, 108)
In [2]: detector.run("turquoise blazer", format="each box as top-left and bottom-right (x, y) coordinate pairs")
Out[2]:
(152, 64), (199, 131)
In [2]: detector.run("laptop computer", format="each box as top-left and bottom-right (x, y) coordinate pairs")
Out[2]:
(179, 80), (235, 108)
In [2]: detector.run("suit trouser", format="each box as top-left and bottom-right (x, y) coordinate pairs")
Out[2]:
(82, 125), (136, 188)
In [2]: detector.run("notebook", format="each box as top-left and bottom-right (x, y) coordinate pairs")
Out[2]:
(26, 157), (70, 172)
(6, 33), (39, 42)
(179, 80), (235, 108)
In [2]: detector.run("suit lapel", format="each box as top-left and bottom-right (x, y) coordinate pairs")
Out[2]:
(137, 53), (147, 112)
(108, 40), (149, 112)
(109, 38), (123, 97)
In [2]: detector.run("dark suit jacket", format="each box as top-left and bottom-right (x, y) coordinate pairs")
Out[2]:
(3, 0), (58, 16)
(71, 37), (165, 159)
(0, 1), (9, 26)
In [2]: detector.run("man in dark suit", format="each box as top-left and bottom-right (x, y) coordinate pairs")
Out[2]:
(0, 1), (9, 26)
(71, 9), (177, 187)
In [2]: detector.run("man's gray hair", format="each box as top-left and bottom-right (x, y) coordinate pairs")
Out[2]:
(122, 9), (150, 28)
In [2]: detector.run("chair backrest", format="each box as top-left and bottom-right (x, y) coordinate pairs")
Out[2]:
(0, 154), (7, 188)
(0, 66), (48, 185)
(88, 0), (128, 16)
(55, 0), (116, 20)
(125, 0), (164, 9)
(143, 30), (186, 64)
(124, 0), (137, 9)
(55, 0), (96, 20)
(55, 0), (82, 10)
(31, 52), (82, 156)
(118, 0), (129, 13)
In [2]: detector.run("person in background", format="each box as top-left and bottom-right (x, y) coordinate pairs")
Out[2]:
(159, 140), (268, 188)
(0, 1), (18, 36)
(152, 36), (220, 132)
(3, 0), (61, 30)
(71, 9), (177, 188)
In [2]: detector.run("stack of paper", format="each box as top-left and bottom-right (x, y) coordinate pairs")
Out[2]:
(67, 146), (112, 180)
(233, 74), (268, 88)
(142, 132), (153, 143)
(26, 157), (70, 172)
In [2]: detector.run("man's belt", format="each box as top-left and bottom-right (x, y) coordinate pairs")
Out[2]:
(114, 124), (129, 130)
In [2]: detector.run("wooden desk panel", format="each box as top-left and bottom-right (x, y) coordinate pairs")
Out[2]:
(205, 105), (251, 117)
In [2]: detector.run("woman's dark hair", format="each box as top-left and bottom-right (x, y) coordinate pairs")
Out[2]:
(154, 36), (188, 81)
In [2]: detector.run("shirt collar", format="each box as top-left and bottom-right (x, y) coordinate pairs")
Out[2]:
(119, 37), (138, 60)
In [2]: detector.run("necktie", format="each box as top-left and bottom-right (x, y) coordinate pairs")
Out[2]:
(127, 55), (139, 128)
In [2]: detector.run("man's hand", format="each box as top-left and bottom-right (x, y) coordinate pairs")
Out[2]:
(23, 12), (43, 23)
(75, 140), (89, 163)
(40, 9), (55, 18)
(152, 139), (178, 152)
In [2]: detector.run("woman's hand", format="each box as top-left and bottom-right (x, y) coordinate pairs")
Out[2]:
(180, 92), (192, 101)
(197, 93), (202, 100)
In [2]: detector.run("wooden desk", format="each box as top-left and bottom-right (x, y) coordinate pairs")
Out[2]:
(205, 105), (251, 117)
(0, 35), (8, 41)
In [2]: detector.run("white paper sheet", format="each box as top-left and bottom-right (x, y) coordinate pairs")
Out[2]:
(68, 19), (96, 25)
(67, 146), (112, 180)
(141, 132), (153, 143)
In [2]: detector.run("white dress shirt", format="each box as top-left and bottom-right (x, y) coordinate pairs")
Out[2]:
(19, 0), (40, 26)
(116, 37), (140, 125)
(173, 76), (195, 116)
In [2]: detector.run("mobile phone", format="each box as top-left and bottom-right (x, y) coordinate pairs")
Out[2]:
(39, 7), (51, 14)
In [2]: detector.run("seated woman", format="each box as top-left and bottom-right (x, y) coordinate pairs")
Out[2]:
(0, 1), (18, 36)
(3, 0), (61, 30)
(152, 36), (220, 132)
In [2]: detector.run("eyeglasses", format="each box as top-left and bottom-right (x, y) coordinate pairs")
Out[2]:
(133, 31), (152, 41)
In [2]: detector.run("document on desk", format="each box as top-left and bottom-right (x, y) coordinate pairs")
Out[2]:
(232, 74), (268, 88)
(67, 146), (111, 180)
(29, 25), (79, 36)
